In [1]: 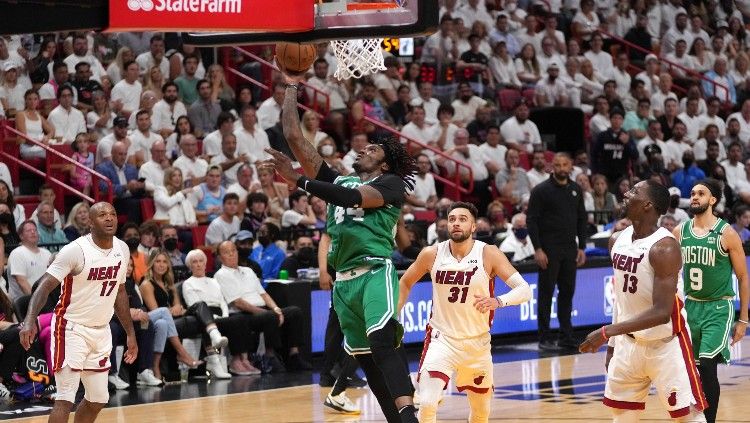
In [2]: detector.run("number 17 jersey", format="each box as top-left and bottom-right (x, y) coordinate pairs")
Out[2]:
(429, 240), (494, 339)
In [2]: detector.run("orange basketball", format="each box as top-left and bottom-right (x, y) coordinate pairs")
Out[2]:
(275, 42), (317, 74)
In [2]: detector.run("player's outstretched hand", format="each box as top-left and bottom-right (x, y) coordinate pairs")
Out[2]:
(473, 294), (501, 313)
(19, 321), (38, 351)
(731, 320), (747, 346)
(123, 335), (139, 364)
(262, 148), (300, 185)
(579, 327), (607, 353)
(274, 58), (306, 85)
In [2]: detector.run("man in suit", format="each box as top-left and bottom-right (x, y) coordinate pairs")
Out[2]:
(96, 141), (145, 223)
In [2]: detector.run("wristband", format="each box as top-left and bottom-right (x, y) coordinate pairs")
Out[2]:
(739, 319), (749, 325)
(495, 296), (504, 308)
(296, 175), (309, 191)
(601, 326), (609, 340)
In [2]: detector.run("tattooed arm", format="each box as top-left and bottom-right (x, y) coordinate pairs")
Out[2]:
(281, 75), (324, 179)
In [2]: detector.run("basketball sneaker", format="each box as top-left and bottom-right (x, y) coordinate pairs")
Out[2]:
(137, 369), (164, 386)
(108, 374), (130, 390)
(0, 382), (10, 402)
(324, 392), (361, 414)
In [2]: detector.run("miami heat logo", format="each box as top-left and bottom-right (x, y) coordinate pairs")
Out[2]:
(99, 356), (108, 368)
(667, 390), (677, 407)
(473, 374), (485, 386)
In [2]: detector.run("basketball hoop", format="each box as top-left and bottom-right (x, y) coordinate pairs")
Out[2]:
(331, 38), (386, 80)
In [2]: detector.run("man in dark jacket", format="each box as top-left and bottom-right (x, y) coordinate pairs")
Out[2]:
(592, 109), (639, 189)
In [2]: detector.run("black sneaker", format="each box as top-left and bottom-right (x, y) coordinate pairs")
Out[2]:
(287, 354), (312, 371)
(345, 374), (367, 388)
(558, 338), (580, 350)
(538, 340), (562, 351)
(319, 372), (336, 387)
(263, 355), (287, 373)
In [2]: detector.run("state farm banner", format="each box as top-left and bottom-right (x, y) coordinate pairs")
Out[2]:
(109, 0), (315, 32)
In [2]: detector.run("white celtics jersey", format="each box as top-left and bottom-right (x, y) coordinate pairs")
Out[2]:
(429, 240), (494, 338)
(47, 234), (130, 327)
(610, 226), (686, 341)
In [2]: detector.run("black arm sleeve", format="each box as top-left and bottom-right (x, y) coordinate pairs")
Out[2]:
(367, 174), (407, 207)
(297, 177), (363, 208)
(314, 161), (340, 184)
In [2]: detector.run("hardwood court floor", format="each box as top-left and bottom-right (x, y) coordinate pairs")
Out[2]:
(4, 339), (750, 422)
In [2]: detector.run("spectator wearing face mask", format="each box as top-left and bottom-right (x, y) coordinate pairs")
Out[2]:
(121, 222), (147, 283)
(232, 230), (263, 280)
(280, 236), (318, 278)
(251, 222), (286, 281)
(500, 213), (535, 262)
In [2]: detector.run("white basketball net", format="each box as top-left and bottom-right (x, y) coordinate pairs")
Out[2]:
(330, 38), (386, 80)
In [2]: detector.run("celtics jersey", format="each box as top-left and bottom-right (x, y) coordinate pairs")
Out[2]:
(326, 174), (404, 272)
(680, 218), (735, 300)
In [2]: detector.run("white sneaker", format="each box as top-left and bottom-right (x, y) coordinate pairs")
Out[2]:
(0, 382), (10, 402)
(108, 375), (130, 390)
(206, 354), (232, 379)
(209, 330), (229, 350)
(324, 392), (360, 414)
(137, 369), (164, 386)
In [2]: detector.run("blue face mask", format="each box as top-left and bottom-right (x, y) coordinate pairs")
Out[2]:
(513, 228), (529, 240)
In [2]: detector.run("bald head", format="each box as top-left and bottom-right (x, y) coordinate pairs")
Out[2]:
(151, 139), (167, 162)
(112, 141), (128, 166)
(217, 240), (238, 268)
(89, 202), (117, 237)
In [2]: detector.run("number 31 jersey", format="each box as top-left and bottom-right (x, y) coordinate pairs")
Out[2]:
(429, 240), (494, 339)
(47, 234), (130, 327)
(611, 226), (685, 341)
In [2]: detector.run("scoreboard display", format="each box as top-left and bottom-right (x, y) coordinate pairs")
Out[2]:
(381, 37), (414, 56)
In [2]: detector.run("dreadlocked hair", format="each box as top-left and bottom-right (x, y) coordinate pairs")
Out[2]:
(375, 135), (418, 190)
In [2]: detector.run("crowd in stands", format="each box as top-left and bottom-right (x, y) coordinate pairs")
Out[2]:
(1, 0), (750, 402)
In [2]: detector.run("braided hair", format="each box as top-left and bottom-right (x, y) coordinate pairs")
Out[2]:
(374, 136), (418, 190)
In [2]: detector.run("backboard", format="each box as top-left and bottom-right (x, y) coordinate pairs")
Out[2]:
(180, 0), (437, 46)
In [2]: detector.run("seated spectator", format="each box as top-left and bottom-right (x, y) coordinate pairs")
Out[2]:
(7, 221), (51, 300)
(191, 165), (226, 223)
(205, 193), (241, 249)
(466, 106), (494, 145)
(664, 121), (692, 170)
(665, 187), (690, 224)
(207, 64), (235, 108)
(592, 109), (638, 184)
(211, 133), (253, 186)
(151, 82), (187, 141)
(677, 98), (702, 142)
(591, 174), (617, 225)
(160, 224), (187, 271)
(172, 134), (208, 187)
(486, 200), (511, 243)
(240, 192), (269, 235)
(650, 74), (678, 117)
(233, 230), (263, 278)
(499, 213), (534, 262)
(70, 61), (103, 114)
(536, 35), (565, 75)
(136, 222), (160, 258)
(182, 249), (251, 378)
(15, 90), (54, 159)
(0, 204), (20, 254)
(309, 196), (327, 230)
(694, 125), (726, 162)
(317, 137), (348, 175)
(0, 62), (25, 114)
(216, 241), (310, 372)
(0, 284), (23, 398)
(174, 55), (200, 106)
(153, 166), (194, 220)
(188, 79), (222, 138)
(515, 43), (542, 87)
(637, 144), (670, 186)
(281, 191), (316, 236)
(137, 251), (202, 382)
(494, 149), (531, 209)
(256, 82), (285, 131)
(251, 222), (286, 281)
(622, 98), (651, 140)
(304, 59), (349, 142)
(731, 204), (750, 244)
(233, 105), (272, 164)
(33, 202), (67, 252)
(590, 96), (612, 140)
(659, 214), (678, 233)
(406, 154), (438, 211)
(671, 151), (706, 198)
(111, 60), (143, 119)
(69, 133), (94, 196)
(0, 180), (24, 230)
(489, 40), (522, 89)
(139, 140), (169, 193)
(256, 166), (289, 220)
(409, 81), (442, 124)
(97, 141), (145, 223)
(130, 108), (163, 166)
(203, 111), (237, 159)
(451, 82), (488, 127)
(86, 90), (115, 141)
(47, 85), (87, 143)
(39, 62), (72, 116)
(702, 58), (735, 105)
(400, 105), (439, 156)
(227, 164), (259, 207)
(527, 150), (550, 189)
(576, 173), (595, 217)
(439, 128), (493, 213)
(63, 202), (90, 241)
(500, 99), (541, 153)
(96, 116), (131, 165)
(700, 97), (726, 137)
(164, 114), (194, 159)
(299, 110), (329, 148)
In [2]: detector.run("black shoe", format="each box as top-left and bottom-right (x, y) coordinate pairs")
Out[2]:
(538, 340), (563, 351)
(263, 355), (286, 373)
(345, 374), (367, 388)
(558, 338), (580, 350)
(319, 372), (336, 387)
(287, 353), (312, 371)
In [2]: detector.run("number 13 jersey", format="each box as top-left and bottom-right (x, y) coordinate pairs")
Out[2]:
(47, 234), (130, 327)
(611, 226), (686, 341)
(429, 240), (494, 339)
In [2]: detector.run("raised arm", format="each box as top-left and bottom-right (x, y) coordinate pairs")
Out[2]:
(398, 246), (436, 312)
(280, 73), (324, 178)
(723, 227), (749, 344)
(19, 273), (61, 350)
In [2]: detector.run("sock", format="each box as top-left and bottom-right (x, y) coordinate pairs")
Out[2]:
(398, 404), (418, 423)
(697, 356), (720, 423)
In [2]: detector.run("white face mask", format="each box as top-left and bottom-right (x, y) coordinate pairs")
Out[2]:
(320, 145), (335, 156)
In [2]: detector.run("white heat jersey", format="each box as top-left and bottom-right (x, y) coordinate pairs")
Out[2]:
(428, 240), (494, 339)
(610, 226), (686, 341)
(47, 235), (130, 327)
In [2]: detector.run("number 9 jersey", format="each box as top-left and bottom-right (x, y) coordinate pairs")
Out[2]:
(679, 218), (735, 301)
(610, 226), (685, 341)
(428, 239), (494, 339)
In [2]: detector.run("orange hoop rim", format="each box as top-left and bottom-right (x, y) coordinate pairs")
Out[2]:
(346, 2), (401, 11)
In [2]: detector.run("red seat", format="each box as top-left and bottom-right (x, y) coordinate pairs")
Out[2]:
(191, 224), (209, 248)
(498, 89), (521, 112)
(199, 246), (215, 273)
(521, 88), (535, 106)
(518, 151), (531, 170)
(196, 139), (203, 155)
(412, 210), (437, 222)
(140, 198), (155, 222)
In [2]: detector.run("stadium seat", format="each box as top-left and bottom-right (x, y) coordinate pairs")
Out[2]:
(191, 225), (209, 247)
(498, 89), (521, 112)
(140, 198), (156, 222)
(412, 210), (437, 222)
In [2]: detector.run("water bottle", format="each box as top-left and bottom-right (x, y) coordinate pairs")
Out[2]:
(278, 269), (289, 280)
(178, 363), (188, 383)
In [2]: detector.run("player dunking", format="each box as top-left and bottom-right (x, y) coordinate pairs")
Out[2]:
(398, 202), (531, 423)
(265, 69), (420, 423)
(672, 179), (749, 423)
(580, 180), (708, 422)
(19, 202), (136, 423)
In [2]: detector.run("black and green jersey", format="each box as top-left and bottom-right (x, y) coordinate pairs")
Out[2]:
(681, 218), (735, 300)
(326, 173), (405, 272)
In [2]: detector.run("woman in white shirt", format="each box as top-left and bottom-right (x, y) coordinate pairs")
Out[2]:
(730, 51), (750, 94)
(86, 90), (115, 141)
(689, 38), (716, 74)
(300, 110), (329, 148)
(0, 181), (24, 230)
(515, 43), (542, 87)
(607, 0), (637, 38)
(106, 46), (134, 85)
(489, 41), (522, 89)
(14, 90), (54, 159)
(154, 167), (197, 227)
(572, 0), (601, 41)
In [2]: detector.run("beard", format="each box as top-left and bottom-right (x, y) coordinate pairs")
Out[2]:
(352, 162), (362, 173)
(688, 202), (710, 215)
(450, 231), (472, 242)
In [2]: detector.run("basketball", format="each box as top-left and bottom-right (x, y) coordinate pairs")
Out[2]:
(274, 42), (317, 74)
